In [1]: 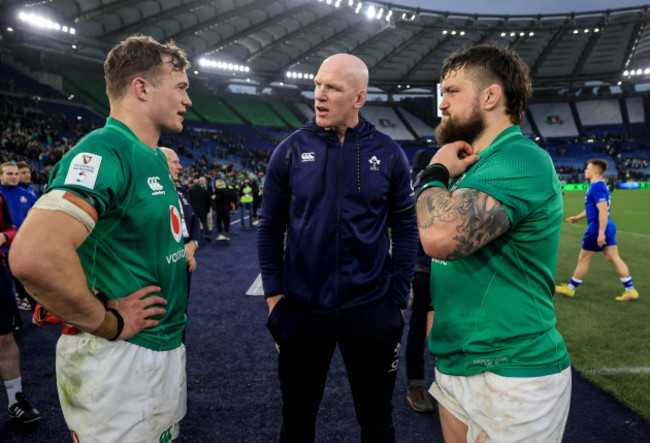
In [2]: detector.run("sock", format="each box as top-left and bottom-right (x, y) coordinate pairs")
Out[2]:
(4, 376), (22, 405)
(621, 276), (635, 291)
(568, 278), (582, 291)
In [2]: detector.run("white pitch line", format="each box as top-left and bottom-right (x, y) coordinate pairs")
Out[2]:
(585, 367), (650, 375)
(564, 223), (650, 239)
(245, 273), (265, 296)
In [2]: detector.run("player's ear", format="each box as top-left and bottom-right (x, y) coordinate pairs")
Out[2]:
(482, 84), (502, 110)
(132, 77), (148, 101)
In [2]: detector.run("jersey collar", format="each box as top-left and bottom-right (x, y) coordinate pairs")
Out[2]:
(477, 125), (522, 159)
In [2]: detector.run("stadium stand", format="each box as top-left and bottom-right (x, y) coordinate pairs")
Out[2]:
(362, 104), (415, 141)
(398, 107), (435, 139)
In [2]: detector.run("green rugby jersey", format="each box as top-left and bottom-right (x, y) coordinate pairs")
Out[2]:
(47, 118), (188, 351)
(428, 126), (570, 377)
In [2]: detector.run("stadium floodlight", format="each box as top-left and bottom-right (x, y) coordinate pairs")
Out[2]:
(334, 0), (342, 7)
(594, 28), (600, 32)
(18, 11), (76, 35)
(623, 70), (629, 76)
(500, 32), (506, 37)
(199, 57), (250, 75)
(442, 30), (448, 35)
(385, 10), (392, 22)
(349, 0), (354, 5)
(510, 32), (515, 37)
(573, 29), (579, 34)
(644, 68), (650, 75)
(451, 30), (457, 35)
(529, 32), (534, 36)
(355, 2), (363, 14)
(460, 31), (465, 36)
(377, 8), (383, 19)
(326, 0), (332, 4)
(637, 69), (642, 75)
(366, 5), (375, 20)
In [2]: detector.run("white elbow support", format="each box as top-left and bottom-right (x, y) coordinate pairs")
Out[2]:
(33, 190), (96, 232)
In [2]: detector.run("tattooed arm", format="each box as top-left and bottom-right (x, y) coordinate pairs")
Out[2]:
(416, 186), (510, 260)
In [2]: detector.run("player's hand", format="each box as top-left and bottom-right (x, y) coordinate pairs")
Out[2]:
(597, 233), (606, 247)
(430, 141), (480, 178)
(566, 216), (579, 224)
(106, 286), (167, 340)
(267, 294), (282, 316)
(186, 255), (197, 272)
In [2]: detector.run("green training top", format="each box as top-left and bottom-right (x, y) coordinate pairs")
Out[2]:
(48, 118), (188, 351)
(428, 126), (570, 377)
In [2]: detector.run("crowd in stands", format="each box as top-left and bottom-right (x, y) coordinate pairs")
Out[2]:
(3, 76), (650, 191)
(620, 156), (649, 170)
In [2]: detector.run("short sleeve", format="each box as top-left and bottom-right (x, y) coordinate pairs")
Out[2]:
(455, 143), (559, 227)
(47, 137), (128, 216)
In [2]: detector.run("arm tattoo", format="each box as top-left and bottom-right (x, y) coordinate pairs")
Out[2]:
(417, 187), (510, 260)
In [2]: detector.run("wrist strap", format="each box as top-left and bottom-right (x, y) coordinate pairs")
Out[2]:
(90, 294), (125, 341)
(417, 164), (450, 200)
(105, 307), (125, 341)
(419, 163), (450, 187)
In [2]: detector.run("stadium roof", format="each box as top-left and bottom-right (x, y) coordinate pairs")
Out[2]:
(2, 0), (650, 94)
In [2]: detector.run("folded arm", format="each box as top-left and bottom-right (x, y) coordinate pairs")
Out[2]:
(417, 186), (510, 260)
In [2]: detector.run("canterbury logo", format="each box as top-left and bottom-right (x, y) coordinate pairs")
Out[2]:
(301, 152), (316, 162)
(147, 177), (164, 192)
(82, 155), (92, 164)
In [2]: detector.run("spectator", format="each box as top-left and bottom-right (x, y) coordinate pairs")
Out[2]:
(405, 149), (435, 413)
(0, 190), (40, 425)
(213, 179), (231, 241)
(0, 162), (38, 312)
(188, 178), (212, 241)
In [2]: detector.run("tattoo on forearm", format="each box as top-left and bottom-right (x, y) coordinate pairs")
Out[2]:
(417, 187), (510, 259)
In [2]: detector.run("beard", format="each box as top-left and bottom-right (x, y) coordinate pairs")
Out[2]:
(435, 104), (486, 146)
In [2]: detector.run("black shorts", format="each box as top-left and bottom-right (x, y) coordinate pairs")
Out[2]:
(0, 258), (21, 335)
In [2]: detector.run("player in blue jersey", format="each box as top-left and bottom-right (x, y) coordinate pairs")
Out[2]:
(556, 158), (638, 301)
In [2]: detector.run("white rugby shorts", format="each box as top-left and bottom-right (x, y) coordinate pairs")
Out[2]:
(56, 333), (186, 443)
(429, 367), (571, 442)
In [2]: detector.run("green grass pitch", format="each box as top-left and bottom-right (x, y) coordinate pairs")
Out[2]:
(554, 189), (650, 420)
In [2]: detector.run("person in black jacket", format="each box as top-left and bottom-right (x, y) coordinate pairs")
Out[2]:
(161, 148), (200, 276)
(213, 179), (231, 240)
(188, 177), (211, 241)
(405, 149), (436, 413)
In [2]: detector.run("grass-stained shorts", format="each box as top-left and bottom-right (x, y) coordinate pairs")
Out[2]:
(56, 333), (186, 443)
(429, 366), (571, 442)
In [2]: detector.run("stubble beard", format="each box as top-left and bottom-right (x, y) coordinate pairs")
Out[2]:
(435, 104), (486, 146)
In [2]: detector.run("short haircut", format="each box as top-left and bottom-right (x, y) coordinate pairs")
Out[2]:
(15, 161), (32, 171)
(0, 162), (18, 174)
(588, 158), (608, 173)
(104, 34), (190, 101)
(440, 44), (532, 125)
